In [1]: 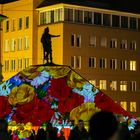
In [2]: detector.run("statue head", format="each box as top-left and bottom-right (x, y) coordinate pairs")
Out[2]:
(45, 27), (49, 33)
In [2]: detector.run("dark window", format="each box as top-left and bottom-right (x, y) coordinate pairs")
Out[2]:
(103, 14), (111, 26)
(121, 16), (128, 28)
(75, 10), (83, 23)
(40, 12), (46, 25)
(64, 9), (73, 21)
(100, 58), (106, 68)
(71, 35), (75, 46)
(76, 35), (81, 47)
(18, 18), (22, 30)
(112, 15), (120, 27)
(25, 16), (29, 29)
(94, 12), (101, 25)
(89, 57), (96, 68)
(130, 17), (137, 29)
(84, 11), (92, 24)
(51, 11), (54, 23)
(5, 20), (9, 32)
(138, 19), (140, 30)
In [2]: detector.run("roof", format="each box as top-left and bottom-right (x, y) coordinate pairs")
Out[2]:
(37, 0), (140, 14)
(0, 0), (18, 4)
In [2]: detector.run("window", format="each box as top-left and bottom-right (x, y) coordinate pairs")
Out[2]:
(18, 59), (22, 70)
(121, 16), (128, 28)
(11, 60), (16, 71)
(4, 60), (9, 72)
(120, 101), (127, 110)
(17, 38), (22, 50)
(71, 56), (81, 69)
(64, 9), (73, 21)
(11, 39), (16, 51)
(120, 60), (127, 70)
(120, 40), (127, 49)
(18, 18), (22, 30)
(130, 17), (137, 29)
(130, 41), (136, 50)
(94, 12), (102, 25)
(130, 102), (137, 112)
(130, 81), (136, 92)
(71, 34), (76, 47)
(11, 19), (15, 31)
(76, 35), (81, 47)
(89, 36), (96, 47)
(110, 59), (117, 70)
(89, 80), (96, 86)
(120, 81), (127, 91)
(25, 16), (29, 29)
(75, 10), (83, 23)
(110, 39), (117, 48)
(103, 14), (111, 26)
(5, 20), (9, 32)
(4, 40), (9, 52)
(24, 36), (29, 49)
(89, 57), (96, 68)
(100, 58), (107, 68)
(101, 37), (107, 47)
(50, 10), (54, 23)
(138, 19), (140, 30)
(54, 9), (63, 22)
(110, 81), (117, 91)
(99, 80), (107, 90)
(40, 12), (47, 24)
(24, 58), (29, 68)
(130, 61), (136, 71)
(84, 11), (92, 24)
(112, 15), (120, 27)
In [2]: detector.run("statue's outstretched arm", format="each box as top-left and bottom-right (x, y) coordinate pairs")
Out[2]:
(50, 34), (60, 37)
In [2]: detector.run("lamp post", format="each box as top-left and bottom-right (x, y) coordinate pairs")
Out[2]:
(0, 14), (7, 82)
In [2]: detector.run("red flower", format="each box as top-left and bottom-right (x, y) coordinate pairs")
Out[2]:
(48, 78), (84, 114)
(95, 92), (132, 118)
(12, 96), (54, 126)
(0, 96), (11, 118)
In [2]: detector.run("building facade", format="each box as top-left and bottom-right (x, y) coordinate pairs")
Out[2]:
(0, 0), (140, 117)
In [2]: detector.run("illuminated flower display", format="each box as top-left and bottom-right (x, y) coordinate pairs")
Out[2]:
(0, 65), (135, 139)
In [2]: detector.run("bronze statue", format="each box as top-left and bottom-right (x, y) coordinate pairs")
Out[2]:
(41, 27), (60, 63)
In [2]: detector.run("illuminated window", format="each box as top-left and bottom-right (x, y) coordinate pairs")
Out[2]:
(76, 35), (81, 47)
(120, 60), (127, 70)
(4, 60), (9, 72)
(50, 10), (54, 23)
(71, 34), (76, 47)
(4, 40), (9, 52)
(89, 57), (96, 68)
(64, 9), (73, 21)
(130, 41), (136, 50)
(89, 36), (96, 47)
(75, 10), (83, 23)
(11, 39), (16, 51)
(84, 11), (92, 24)
(40, 12), (47, 24)
(11, 19), (15, 31)
(120, 81), (127, 91)
(99, 58), (107, 69)
(112, 15), (120, 27)
(120, 101), (127, 110)
(94, 12), (102, 25)
(5, 20), (9, 32)
(110, 81), (117, 91)
(24, 58), (29, 68)
(110, 59), (117, 70)
(99, 80), (107, 90)
(17, 38), (22, 51)
(130, 81), (136, 92)
(54, 9), (63, 22)
(11, 60), (16, 71)
(130, 61), (136, 71)
(121, 16), (128, 28)
(25, 16), (29, 29)
(110, 39), (117, 48)
(71, 56), (81, 69)
(18, 59), (22, 70)
(120, 40), (127, 49)
(101, 37), (107, 47)
(130, 17), (137, 29)
(103, 14), (111, 26)
(89, 80), (96, 86)
(24, 36), (29, 49)
(18, 18), (22, 30)
(130, 102), (137, 112)
(138, 19), (140, 30)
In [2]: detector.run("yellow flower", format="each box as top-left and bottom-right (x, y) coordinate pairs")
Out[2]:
(8, 84), (35, 106)
(70, 102), (100, 125)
